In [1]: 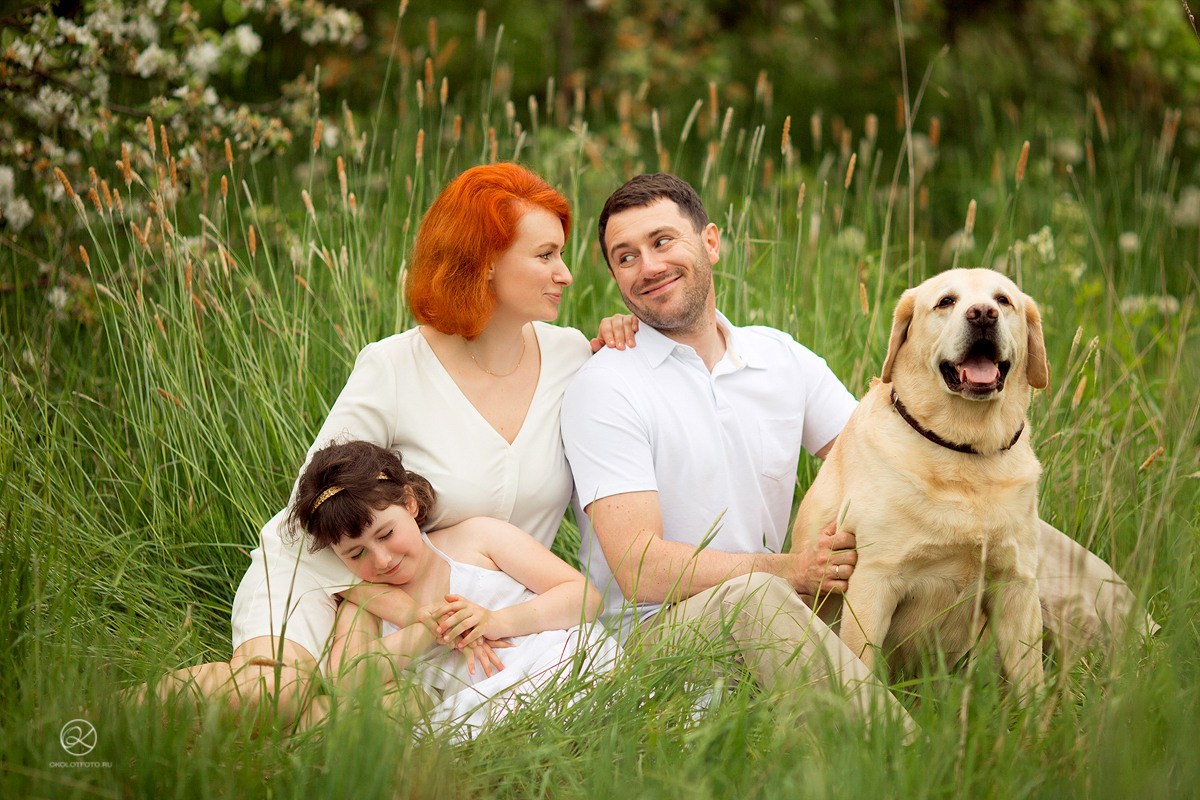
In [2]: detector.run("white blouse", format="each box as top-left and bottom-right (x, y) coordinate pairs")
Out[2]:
(256, 322), (592, 592)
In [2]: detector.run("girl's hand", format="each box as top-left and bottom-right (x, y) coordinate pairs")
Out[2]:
(432, 593), (502, 648)
(589, 314), (638, 353)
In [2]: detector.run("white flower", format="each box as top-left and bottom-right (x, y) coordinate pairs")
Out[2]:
(322, 123), (340, 149)
(184, 41), (221, 77)
(1118, 232), (1139, 254)
(47, 286), (69, 311)
(1171, 186), (1200, 228)
(1052, 139), (1084, 164)
(134, 43), (174, 78)
(147, 0), (167, 15)
(203, 87), (219, 106)
(0, 166), (14, 202)
(3, 196), (34, 232)
(232, 25), (262, 57)
(1026, 226), (1056, 262)
(1120, 294), (1181, 316)
(835, 226), (866, 254)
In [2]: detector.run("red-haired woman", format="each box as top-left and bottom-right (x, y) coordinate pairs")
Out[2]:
(153, 163), (633, 724)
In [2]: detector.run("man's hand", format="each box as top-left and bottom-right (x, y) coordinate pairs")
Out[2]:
(785, 519), (857, 596)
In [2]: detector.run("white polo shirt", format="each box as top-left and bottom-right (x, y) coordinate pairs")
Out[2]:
(561, 312), (857, 632)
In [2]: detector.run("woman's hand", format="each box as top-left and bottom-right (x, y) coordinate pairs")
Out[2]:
(431, 593), (505, 649)
(590, 314), (639, 353)
(459, 638), (509, 677)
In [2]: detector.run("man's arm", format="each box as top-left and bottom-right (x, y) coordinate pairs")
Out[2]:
(586, 490), (855, 603)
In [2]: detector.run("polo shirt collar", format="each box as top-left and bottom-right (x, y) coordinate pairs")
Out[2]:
(635, 311), (769, 370)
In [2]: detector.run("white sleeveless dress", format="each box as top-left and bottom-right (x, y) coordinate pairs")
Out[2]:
(384, 536), (620, 740)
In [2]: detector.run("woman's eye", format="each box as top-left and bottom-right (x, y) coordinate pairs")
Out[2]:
(349, 551), (363, 561)
(379, 530), (393, 541)
(937, 295), (956, 308)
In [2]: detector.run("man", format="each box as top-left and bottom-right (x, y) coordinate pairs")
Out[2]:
(561, 173), (1155, 722)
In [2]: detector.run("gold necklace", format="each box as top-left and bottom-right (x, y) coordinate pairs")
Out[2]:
(467, 336), (526, 378)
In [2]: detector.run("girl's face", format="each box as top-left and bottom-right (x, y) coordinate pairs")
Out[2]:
(489, 206), (572, 324)
(331, 498), (424, 585)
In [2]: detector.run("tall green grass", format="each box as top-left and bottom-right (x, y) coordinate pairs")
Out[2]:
(1, 16), (1198, 798)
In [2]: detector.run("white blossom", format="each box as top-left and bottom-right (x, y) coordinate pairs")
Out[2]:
(134, 43), (174, 78)
(1118, 232), (1140, 254)
(47, 286), (69, 311)
(1171, 186), (1200, 227)
(2, 196), (34, 232)
(0, 167), (14, 201)
(1053, 139), (1084, 165)
(1025, 226), (1056, 262)
(232, 25), (262, 57)
(1120, 294), (1181, 316)
(184, 41), (221, 77)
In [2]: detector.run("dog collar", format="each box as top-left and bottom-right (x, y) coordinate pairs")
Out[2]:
(890, 389), (1023, 455)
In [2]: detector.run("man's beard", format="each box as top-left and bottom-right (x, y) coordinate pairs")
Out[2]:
(625, 257), (712, 336)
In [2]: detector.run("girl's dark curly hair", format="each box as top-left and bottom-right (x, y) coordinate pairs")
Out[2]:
(287, 440), (436, 553)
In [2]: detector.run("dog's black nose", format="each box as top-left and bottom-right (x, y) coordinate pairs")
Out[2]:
(966, 303), (998, 327)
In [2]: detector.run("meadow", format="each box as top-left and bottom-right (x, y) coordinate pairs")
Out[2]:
(1, 17), (1198, 799)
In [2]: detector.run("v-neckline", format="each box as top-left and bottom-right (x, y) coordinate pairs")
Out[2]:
(416, 325), (544, 447)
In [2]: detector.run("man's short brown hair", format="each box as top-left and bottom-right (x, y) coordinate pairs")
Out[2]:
(597, 173), (709, 265)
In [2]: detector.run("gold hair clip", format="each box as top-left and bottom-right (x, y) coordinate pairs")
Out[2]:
(310, 472), (390, 514)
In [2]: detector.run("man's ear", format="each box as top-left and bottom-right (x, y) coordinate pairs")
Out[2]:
(702, 222), (721, 266)
(1024, 294), (1050, 389)
(881, 289), (916, 383)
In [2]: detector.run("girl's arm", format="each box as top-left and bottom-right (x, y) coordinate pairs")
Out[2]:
(340, 583), (422, 628)
(431, 519), (602, 647)
(330, 600), (437, 688)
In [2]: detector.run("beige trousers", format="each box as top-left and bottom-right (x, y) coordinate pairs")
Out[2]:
(641, 572), (917, 734)
(636, 525), (1152, 731)
(1037, 520), (1159, 655)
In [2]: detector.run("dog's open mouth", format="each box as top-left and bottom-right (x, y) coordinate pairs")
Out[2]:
(940, 339), (1011, 397)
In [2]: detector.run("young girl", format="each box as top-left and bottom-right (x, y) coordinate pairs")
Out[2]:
(288, 439), (619, 739)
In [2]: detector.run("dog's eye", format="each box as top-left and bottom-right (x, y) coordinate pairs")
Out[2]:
(936, 295), (956, 309)
(996, 294), (1011, 306)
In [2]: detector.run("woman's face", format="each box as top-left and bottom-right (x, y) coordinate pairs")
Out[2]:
(489, 206), (572, 323)
(331, 499), (424, 585)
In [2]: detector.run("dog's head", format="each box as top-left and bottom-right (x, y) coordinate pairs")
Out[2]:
(881, 268), (1049, 400)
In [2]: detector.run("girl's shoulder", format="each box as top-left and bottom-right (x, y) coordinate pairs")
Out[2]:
(426, 517), (522, 568)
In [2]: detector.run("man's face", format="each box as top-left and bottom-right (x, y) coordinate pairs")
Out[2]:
(603, 198), (719, 335)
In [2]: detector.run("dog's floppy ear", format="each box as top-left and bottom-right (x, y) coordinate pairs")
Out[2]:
(1024, 294), (1050, 389)
(881, 289), (916, 383)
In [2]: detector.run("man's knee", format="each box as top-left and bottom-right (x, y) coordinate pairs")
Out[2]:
(718, 573), (797, 610)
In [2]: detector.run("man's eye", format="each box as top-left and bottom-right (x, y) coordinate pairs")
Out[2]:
(655, 236), (671, 247)
(349, 550), (363, 561)
(618, 253), (635, 264)
(379, 529), (393, 541)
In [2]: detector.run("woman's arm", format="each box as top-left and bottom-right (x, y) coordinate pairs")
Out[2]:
(431, 519), (602, 646)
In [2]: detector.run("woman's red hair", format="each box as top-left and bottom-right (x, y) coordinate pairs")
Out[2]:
(406, 163), (570, 339)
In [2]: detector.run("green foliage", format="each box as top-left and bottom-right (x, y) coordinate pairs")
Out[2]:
(2, 3), (1199, 798)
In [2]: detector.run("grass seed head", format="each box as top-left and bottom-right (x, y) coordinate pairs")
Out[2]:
(1016, 141), (1030, 185)
(53, 167), (77, 201)
(146, 117), (156, 156)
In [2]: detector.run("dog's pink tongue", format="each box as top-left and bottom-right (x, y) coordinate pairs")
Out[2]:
(959, 355), (1000, 384)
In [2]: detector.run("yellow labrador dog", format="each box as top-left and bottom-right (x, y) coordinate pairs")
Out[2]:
(793, 268), (1049, 699)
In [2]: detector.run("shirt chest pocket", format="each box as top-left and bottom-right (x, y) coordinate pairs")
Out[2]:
(758, 418), (804, 481)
